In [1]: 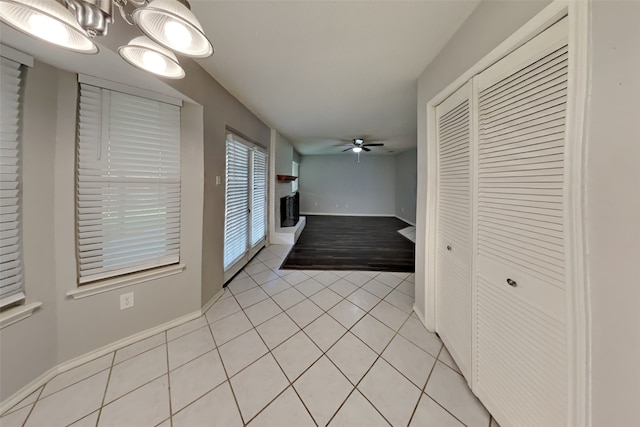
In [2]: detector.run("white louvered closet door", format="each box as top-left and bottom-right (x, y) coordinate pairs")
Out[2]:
(475, 17), (568, 427)
(435, 81), (472, 379)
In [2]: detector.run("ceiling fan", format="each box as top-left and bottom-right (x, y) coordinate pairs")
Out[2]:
(341, 138), (384, 153)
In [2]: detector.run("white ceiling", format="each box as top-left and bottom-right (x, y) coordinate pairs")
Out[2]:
(1, 1), (479, 156)
(191, 1), (480, 155)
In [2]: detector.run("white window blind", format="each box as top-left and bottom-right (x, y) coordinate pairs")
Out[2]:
(0, 57), (25, 308)
(76, 84), (181, 284)
(224, 137), (250, 270)
(251, 150), (267, 247)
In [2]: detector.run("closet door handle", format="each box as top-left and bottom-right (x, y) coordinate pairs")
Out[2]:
(446, 245), (452, 252)
(506, 278), (518, 288)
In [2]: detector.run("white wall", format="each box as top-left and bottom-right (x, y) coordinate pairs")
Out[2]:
(269, 130), (299, 235)
(586, 2), (640, 425)
(395, 148), (417, 224)
(299, 155), (396, 216)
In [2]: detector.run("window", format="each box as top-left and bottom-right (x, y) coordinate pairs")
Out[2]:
(224, 137), (250, 270)
(0, 57), (25, 308)
(76, 84), (181, 284)
(251, 150), (267, 246)
(292, 161), (299, 192)
(224, 133), (267, 275)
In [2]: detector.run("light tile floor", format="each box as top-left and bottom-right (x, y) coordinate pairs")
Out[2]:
(1, 244), (499, 427)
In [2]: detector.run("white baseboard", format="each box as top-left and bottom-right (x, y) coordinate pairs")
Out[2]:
(395, 215), (416, 226)
(0, 299), (219, 415)
(201, 287), (225, 314)
(0, 367), (57, 415)
(413, 304), (427, 326)
(56, 309), (202, 375)
(299, 212), (394, 217)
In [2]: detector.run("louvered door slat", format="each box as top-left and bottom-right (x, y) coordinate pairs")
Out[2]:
(477, 275), (567, 427)
(435, 82), (472, 378)
(479, 45), (568, 105)
(475, 17), (568, 427)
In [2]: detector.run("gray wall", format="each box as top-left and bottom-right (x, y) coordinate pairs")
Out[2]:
(299, 155), (396, 216)
(395, 148), (417, 224)
(0, 20), (270, 401)
(0, 61), (60, 404)
(587, 2), (640, 425)
(415, 1), (640, 425)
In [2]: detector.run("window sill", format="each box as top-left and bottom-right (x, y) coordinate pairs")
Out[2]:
(0, 302), (43, 330)
(67, 263), (186, 300)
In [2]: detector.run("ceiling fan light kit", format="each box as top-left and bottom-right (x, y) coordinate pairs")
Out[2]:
(0, 0), (214, 78)
(341, 137), (385, 162)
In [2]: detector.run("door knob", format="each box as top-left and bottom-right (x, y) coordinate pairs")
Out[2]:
(446, 245), (452, 251)
(506, 278), (518, 288)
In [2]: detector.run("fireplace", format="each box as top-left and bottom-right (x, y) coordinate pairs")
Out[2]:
(280, 192), (299, 227)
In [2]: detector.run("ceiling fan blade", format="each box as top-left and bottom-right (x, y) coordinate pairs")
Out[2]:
(342, 147), (353, 152)
(363, 147), (371, 152)
(363, 143), (384, 147)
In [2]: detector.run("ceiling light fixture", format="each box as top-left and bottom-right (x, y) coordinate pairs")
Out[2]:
(0, 0), (214, 79)
(118, 35), (185, 79)
(352, 146), (363, 153)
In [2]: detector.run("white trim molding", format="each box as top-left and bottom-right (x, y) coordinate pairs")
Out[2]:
(66, 264), (186, 300)
(299, 212), (396, 217)
(0, 302), (42, 330)
(78, 74), (183, 106)
(0, 44), (33, 67)
(565, 1), (592, 426)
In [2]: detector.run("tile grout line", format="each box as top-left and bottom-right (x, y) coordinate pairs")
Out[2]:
(164, 330), (174, 427)
(93, 350), (116, 427)
(406, 343), (443, 426)
(204, 310), (247, 426)
(325, 306), (419, 427)
(230, 278), (321, 427)
(220, 262), (379, 425)
(18, 383), (45, 427)
(274, 273), (410, 426)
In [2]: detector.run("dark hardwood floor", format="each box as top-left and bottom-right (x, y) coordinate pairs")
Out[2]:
(281, 215), (415, 272)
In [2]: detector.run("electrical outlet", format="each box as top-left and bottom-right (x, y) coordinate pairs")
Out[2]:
(120, 292), (134, 310)
(216, 176), (221, 185)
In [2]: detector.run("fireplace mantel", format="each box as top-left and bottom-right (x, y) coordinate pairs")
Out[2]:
(277, 175), (298, 182)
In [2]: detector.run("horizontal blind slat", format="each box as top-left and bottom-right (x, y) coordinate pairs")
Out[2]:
(0, 57), (24, 307)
